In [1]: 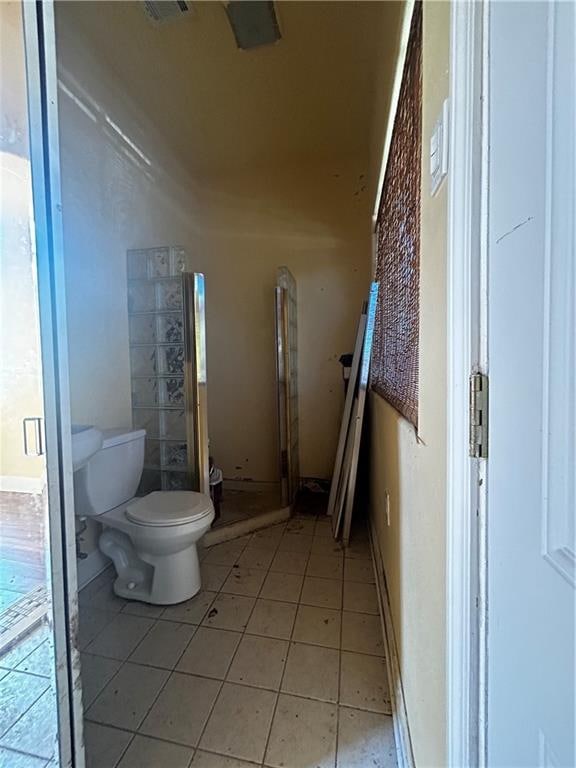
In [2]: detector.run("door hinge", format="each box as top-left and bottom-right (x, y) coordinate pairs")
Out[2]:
(469, 373), (488, 458)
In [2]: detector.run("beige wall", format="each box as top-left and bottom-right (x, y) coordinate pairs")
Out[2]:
(0, 2), (45, 487)
(56, 3), (382, 489)
(369, 2), (450, 766)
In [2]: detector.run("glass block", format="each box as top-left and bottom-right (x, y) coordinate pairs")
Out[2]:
(162, 441), (188, 468)
(170, 247), (187, 275)
(161, 409), (186, 440)
(128, 282), (155, 312)
(130, 347), (157, 377)
(147, 248), (170, 278)
(158, 345), (184, 375)
(144, 439), (161, 468)
(162, 470), (191, 491)
(138, 468), (162, 495)
(132, 377), (159, 407)
(129, 315), (156, 344)
(157, 313), (183, 344)
(161, 377), (185, 406)
(127, 250), (148, 279)
(133, 408), (160, 437)
(156, 278), (183, 310)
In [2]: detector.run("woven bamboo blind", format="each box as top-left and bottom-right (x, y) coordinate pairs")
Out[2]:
(371, 3), (422, 427)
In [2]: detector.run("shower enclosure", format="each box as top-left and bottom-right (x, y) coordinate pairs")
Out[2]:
(127, 251), (299, 521)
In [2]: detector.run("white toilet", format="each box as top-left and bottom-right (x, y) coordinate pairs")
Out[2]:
(73, 426), (214, 605)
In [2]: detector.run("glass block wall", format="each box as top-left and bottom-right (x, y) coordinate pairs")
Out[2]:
(127, 246), (194, 493)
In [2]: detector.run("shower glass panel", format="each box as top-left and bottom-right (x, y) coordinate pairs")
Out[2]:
(127, 248), (208, 494)
(275, 267), (300, 506)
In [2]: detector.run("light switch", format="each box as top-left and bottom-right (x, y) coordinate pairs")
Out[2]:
(430, 98), (449, 196)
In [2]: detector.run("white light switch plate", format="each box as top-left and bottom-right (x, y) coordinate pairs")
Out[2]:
(430, 98), (449, 196)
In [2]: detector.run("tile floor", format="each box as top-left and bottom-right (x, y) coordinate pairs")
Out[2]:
(80, 513), (396, 768)
(213, 485), (283, 530)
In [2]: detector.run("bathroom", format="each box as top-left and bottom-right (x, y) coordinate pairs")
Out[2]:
(0, 1), (399, 766)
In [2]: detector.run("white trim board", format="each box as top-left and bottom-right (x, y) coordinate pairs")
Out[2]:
(369, 517), (415, 768)
(0, 475), (46, 494)
(446, 1), (487, 766)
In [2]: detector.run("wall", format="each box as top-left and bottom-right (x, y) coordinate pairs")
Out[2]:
(55, 3), (385, 497)
(369, 2), (450, 766)
(0, 2), (45, 490)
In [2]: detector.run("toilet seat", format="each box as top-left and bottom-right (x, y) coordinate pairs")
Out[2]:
(126, 490), (213, 528)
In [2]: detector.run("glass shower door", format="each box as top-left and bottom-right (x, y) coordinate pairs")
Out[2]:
(0, 2), (82, 765)
(275, 267), (300, 506)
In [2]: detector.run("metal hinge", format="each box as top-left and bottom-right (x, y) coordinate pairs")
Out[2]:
(469, 373), (488, 458)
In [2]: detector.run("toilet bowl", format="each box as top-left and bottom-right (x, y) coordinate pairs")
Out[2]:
(73, 426), (214, 605)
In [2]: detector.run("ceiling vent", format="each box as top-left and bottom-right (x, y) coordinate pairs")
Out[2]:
(143, 1), (192, 24)
(224, 1), (281, 50)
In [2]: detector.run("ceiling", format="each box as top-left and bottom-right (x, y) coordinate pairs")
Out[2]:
(57, 1), (402, 179)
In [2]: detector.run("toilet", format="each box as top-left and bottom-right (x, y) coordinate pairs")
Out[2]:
(73, 426), (214, 605)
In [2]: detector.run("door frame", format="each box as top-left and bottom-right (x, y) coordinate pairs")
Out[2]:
(446, 0), (488, 766)
(22, 1), (84, 765)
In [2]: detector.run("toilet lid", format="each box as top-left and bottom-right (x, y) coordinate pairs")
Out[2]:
(126, 491), (214, 527)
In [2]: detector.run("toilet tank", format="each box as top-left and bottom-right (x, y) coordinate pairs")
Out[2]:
(73, 427), (146, 517)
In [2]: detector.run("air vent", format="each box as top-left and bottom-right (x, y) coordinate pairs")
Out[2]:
(224, 1), (281, 50)
(143, 1), (191, 24)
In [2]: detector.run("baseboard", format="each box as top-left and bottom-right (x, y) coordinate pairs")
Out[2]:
(369, 517), (416, 768)
(0, 475), (46, 494)
(76, 548), (111, 591)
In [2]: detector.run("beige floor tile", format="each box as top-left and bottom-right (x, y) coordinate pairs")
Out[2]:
(277, 533), (313, 555)
(269, 550), (309, 576)
(78, 608), (117, 651)
(203, 541), (245, 566)
(259, 572), (303, 603)
(80, 653), (122, 709)
(227, 635), (288, 690)
(245, 599), (297, 640)
(129, 620), (196, 669)
(340, 651), (391, 713)
(89, 585), (128, 614)
(292, 605), (341, 649)
(177, 627), (242, 679)
(140, 672), (220, 747)
(85, 614), (155, 661)
(314, 518), (334, 538)
(201, 564), (232, 592)
(285, 518), (316, 536)
(192, 751), (258, 768)
(344, 558), (375, 584)
(161, 590), (217, 625)
(121, 601), (164, 619)
(202, 593), (256, 631)
(341, 612), (384, 656)
(337, 707), (396, 768)
(221, 567), (267, 597)
(251, 524), (285, 547)
(306, 554), (344, 580)
(344, 537), (372, 560)
(199, 682), (276, 763)
(117, 734), (193, 768)
(237, 546), (275, 570)
(343, 581), (379, 615)
(300, 577), (342, 610)
(264, 693), (337, 768)
(84, 722), (132, 768)
(311, 536), (344, 557)
(281, 642), (339, 702)
(86, 662), (169, 731)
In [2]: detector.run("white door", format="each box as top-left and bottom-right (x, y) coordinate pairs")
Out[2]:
(487, 1), (575, 765)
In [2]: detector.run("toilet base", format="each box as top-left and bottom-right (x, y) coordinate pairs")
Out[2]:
(99, 527), (202, 605)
